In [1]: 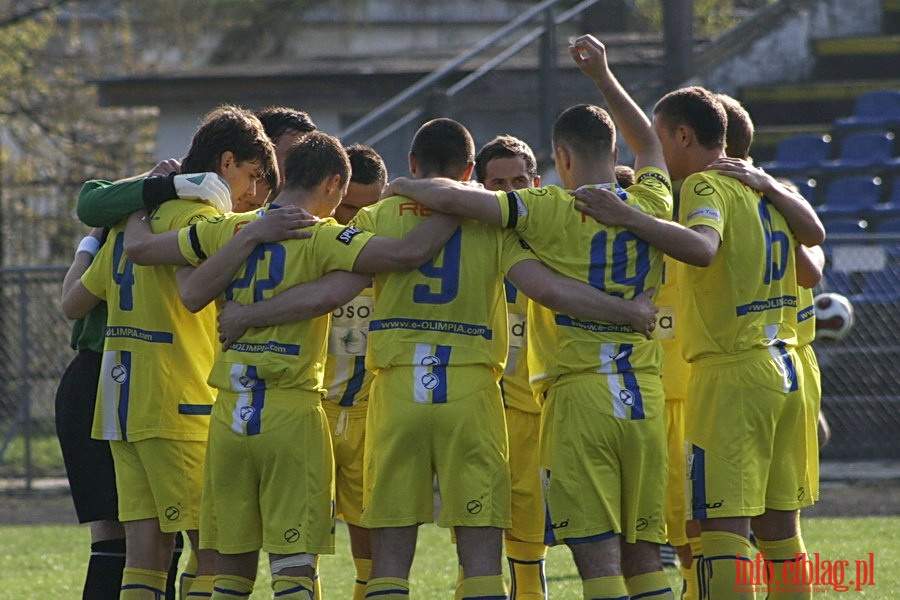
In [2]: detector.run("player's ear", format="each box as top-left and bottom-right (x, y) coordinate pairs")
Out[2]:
(408, 152), (418, 177)
(217, 150), (236, 175)
(461, 161), (475, 182)
(533, 174), (542, 187)
(676, 125), (693, 148)
(555, 144), (572, 171)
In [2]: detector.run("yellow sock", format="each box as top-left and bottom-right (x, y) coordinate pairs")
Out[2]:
(313, 555), (322, 600)
(756, 534), (811, 599)
(625, 571), (674, 600)
(185, 574), (214, 598)
(272, 575), (315, 599)
(460, 574), (508, 599)
(353, 558), (373, 600)
(506, 539), (548, 600)
(680, 537), (702, 600)
(120, 567), (167, 599)
(180, 550), (199, 599)
(700, 530), (755, 599)
(211, 574), (254, 599)
(365, 576), (410, 598)
(582, 575), (628, 600)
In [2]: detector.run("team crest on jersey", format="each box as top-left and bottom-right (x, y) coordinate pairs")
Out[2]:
(337, 226), (363, 245)
(687, 206), (721, 222)
(637, 170), (671, 191)
(693, 181), (715, 196)
(110, 363), (128, 384)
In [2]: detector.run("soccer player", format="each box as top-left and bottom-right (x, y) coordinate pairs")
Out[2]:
(61, 105), (277, 600)
(56, 227), (125, 599)
(381, 35), (674, 600)
(170, 131), (462, 599)
(360, 113), (668, 600)
(473, 134), (548, 600)
(237, 106), (318, 210)
(323, 144), (387, 600)
(574, 85), (822, 600)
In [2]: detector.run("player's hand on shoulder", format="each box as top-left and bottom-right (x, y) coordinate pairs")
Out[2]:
(246, 204), (317, 244)
(174, 172), (232, 213)
(149, 158), (182, 177)
(629, 287), (659, 340)
(708, 157), (771, 193)
(573, 185), (632, 226)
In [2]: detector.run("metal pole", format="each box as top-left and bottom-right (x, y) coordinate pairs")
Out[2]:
(538, 4), (557, 156)
(662, 0), (694, 88)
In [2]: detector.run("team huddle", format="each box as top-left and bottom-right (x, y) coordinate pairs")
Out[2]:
(56, 34), (825, 600)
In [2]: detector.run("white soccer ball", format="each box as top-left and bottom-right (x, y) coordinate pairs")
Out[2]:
(814, 292), (855, 342)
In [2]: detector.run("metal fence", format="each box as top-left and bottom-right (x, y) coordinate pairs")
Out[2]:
(1, 233), (898, 488)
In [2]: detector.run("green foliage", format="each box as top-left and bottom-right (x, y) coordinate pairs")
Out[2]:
(634, 0), (778, 38)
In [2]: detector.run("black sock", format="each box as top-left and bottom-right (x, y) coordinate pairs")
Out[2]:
(83, 538), (126, 600)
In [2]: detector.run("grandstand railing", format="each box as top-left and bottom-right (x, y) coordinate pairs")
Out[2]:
(337, 0), (604, 149)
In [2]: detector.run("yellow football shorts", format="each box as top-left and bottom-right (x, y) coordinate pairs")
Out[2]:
(362, 365), (511, 530)
(685, 349), (817, 520)
(199, 390), (335, 556)
(110, 436), (206, 533)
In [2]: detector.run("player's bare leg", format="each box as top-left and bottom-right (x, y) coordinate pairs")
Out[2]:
(454, 526), (508, 598)
(366, 525), (417, 598)
(120, 519), (176, 599)
(621, 540), (675, 599)
(347, 523), (372, 600)
(567, 536), (629, 599)
(209, 551), (258, 599)
(752, 509), (811, 599)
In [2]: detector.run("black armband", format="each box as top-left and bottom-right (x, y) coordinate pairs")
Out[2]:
(142, 173), (178, 211)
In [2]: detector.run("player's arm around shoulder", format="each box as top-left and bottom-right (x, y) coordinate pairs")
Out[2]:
(216, 270), (371, 350)
(384, 177), (503, 225)
(507, 259), (659, 338)
(350, 209), (462, 274)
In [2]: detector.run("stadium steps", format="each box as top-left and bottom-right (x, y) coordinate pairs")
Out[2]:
(741, 2), (900, 162)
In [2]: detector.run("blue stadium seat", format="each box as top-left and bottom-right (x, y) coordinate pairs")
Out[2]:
(876, 217), (900, 232)
(834, 89), (900, 132)
(815, 176), (884, 218)
(818, 131), (895, 173)
(823, 217), (868, 234)
(759, 134), (831, 176)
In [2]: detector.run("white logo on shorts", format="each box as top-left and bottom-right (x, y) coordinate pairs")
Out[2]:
(619, 390), (635, 406)
(239, 375), (257, 389)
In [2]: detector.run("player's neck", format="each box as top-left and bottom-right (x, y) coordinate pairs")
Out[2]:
(275, 189), (332, 218)
(686, 149), (725, 177)
(566, 164), (617, 190)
